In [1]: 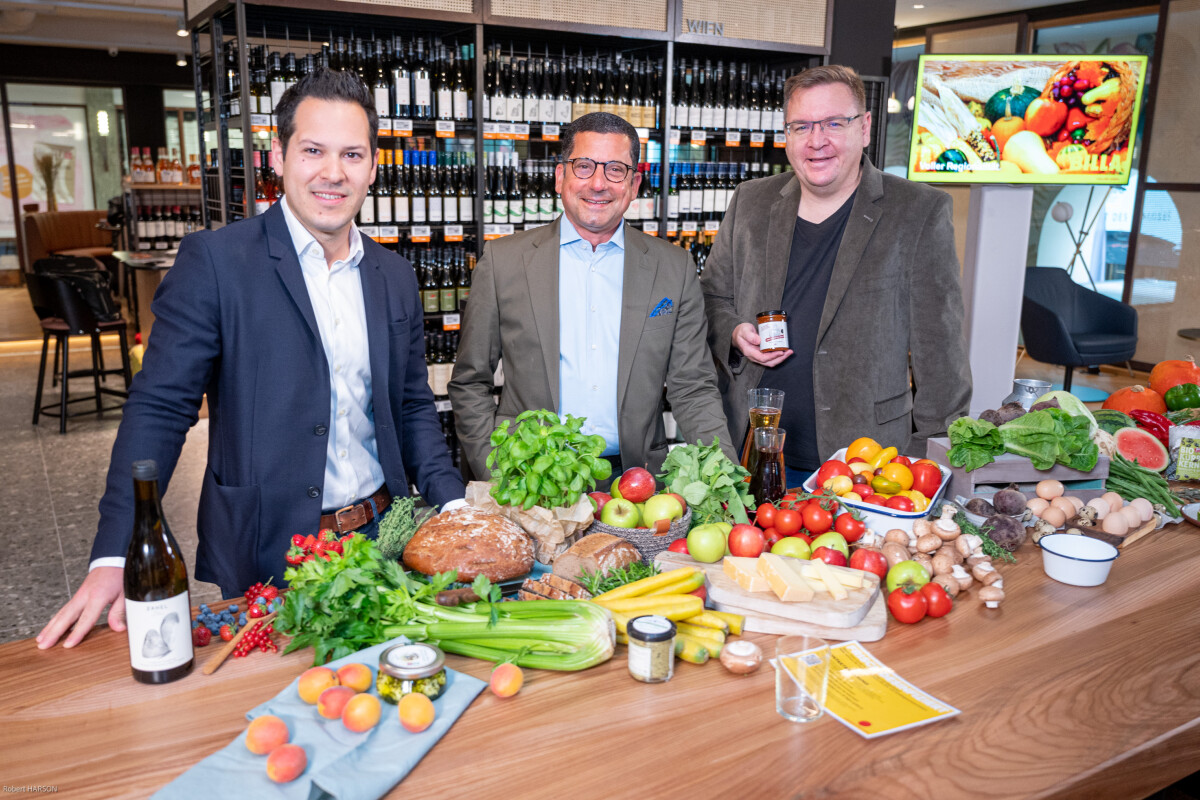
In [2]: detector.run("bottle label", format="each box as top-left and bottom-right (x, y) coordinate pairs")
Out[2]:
(440, 288), (457, 312)
(524, 98), (537, 123)
(688, 105), (702, 128)
(395, 196), (410, 224)
(423, 290), (440, 313)
(483, 199), (494, 223)
(758, 319), (789, 350)
(737, 107), (750, 130)
(411, 196), (427, 223)
(125, 592), (192, 672)
(454, 90), (469, 120)
(460, 197), (473, 222)
(556, 99), (572, 125)
(437, 88), (452, 117)
(270, 81), (286, 109)
(377, 197), (393, 224)
(374, 88), (389, 118)
(524, 197), (538, 218)
(539, 198), (555, 219)
(443, 198), (458, 223)
(668, 194), (679, 218)
(359, 200), (376, 224)
(414, 78), (432, 108)
(701, 106), (714, 129)
(493, 200), (507, 222)
(428, 197), (443, 223)
(508, 199), (523, 223)
(394, 76), (411, 109)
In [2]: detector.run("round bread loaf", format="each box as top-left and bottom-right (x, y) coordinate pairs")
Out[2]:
(402, 506), (534, 582)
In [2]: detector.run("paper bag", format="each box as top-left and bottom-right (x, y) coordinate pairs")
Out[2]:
(464, 480), (595, 564)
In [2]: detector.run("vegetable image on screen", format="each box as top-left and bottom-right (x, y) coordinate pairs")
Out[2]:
(908, 55), (1147, 185)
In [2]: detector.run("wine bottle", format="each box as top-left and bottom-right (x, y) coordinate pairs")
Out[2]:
(412, 38), (432, 120)
(124, 460), (193, 685)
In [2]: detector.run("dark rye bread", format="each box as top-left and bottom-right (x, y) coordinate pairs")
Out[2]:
(403, 506), (534, 582)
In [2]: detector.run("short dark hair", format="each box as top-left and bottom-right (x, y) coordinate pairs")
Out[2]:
(784, 65), (867, 115)
(561, 112), (641, 170)
(275, 68), (378, 155)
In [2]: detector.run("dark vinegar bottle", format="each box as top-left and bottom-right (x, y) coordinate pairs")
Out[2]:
(124, 459), (193, 684)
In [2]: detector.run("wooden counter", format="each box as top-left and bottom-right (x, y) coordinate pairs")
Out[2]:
(4, 522), (1200, 799)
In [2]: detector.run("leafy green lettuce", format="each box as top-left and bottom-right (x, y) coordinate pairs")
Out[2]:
(997, 409), (1099, 472)
(947, 417), (1004, 471)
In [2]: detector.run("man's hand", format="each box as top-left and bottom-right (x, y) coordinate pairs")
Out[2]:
(36, 566), (126, 650)
(732, 322), (793, 367)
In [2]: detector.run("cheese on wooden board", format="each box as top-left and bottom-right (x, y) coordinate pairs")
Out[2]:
(723, 557), (770, 592)
(794, 560), (865, 589)
(810, 557), (849, 600)
(757, 554), (815, 602)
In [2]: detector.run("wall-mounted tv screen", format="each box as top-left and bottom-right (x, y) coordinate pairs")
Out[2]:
(908, 54), (1148, 185)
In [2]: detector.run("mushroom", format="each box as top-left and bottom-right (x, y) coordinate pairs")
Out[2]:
(932, 573), (960, 598)
(950, 564), (973, 593)
(955, 533), (983, 559)
(858, 529), (884, 549)
(936, 543), (963, 566)
(881, 542), (909, 569)
(931, 552), (956, 576)
(933, 506), (962, 541)
(979, 585), (1006, 609)
(719, 639), (763, 675)
(916, 532), (941, 554)
(966, 553), (992, 568)
(1030, 518), (1056, 544)
(912, 553), (934, 577)
(910, 519), (934, 541)
(884, 529), (911, 547)
(971, 561), (1001, 585)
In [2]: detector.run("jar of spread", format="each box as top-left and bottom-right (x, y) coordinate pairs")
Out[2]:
(627, 615), (676, 683)
(376, 642), (447, 703)
(756, 310), (789, 352)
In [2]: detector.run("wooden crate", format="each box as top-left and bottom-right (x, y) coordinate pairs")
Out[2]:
(925, 438), (1110, 503)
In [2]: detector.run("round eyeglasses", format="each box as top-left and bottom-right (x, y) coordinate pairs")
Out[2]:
(565, 157), (634, 182)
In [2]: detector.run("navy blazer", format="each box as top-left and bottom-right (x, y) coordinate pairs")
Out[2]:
(93, 203), (464, 594)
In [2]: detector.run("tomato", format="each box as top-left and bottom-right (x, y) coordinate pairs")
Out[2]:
(823, 475), (854, 495)
(860, 494), (887, 506)
(1025, 97), (1068, 137)
(854, 481), (874, 497)
(816, 460), (853, 487)
(788, 531), (813, 545)
(781, 493), (799, 504)
(774, 508), (802, 536)
(871, 475), (902, 495)
(689, 586), (707, 600)
(728, 524), (767, 558)
(885, 495), (915, 512)
(887, 586), (928, 624)
(880, 463), (914, 491)
(755, 503), (777, 529)
(667, 538), (689, 554)
(890, 455), (912, 467)
(921, 583), (953, 618)
(910, 462), (943, 498)
(762, 527), (783, 550)
(834, 513), (866, 543)
(802, 504), (833, 535)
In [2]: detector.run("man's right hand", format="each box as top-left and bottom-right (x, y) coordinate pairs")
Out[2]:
(733, 322), (793, 367)
(36, 566), (126, 650)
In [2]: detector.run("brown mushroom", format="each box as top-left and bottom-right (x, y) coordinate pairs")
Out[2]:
(916, 532), (941, 554)
(971, 562), (1001, 585)
(881, 542), (909, 569)
(936, 544), (963, 566)
(912, 553), (934, 577)
(932, 573), (960, 598)
(979, 585), (1005, 609)
(950, 564), (973, 593)
(931, 552), (956, 576)
(884, 529), (911, 547)
(966, 553), (992, 568)
(933, 505), (962, 540)
(910, 519), (934, 541)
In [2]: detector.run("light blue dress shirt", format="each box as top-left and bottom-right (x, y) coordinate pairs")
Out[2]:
(558, 216), (624, 457)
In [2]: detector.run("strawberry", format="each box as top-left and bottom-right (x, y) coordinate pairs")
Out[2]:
(325, 539), (343, 556)
(291, 534), (307, 548)
(219, 624), (234, 642)
(285, 546), (305, 565)
(259, 585), (279, 601)
(248, 604), (265, 619)
(321, 529), (340, 542)
(302, 534), (318, 552)
(192, 626), (212, 647)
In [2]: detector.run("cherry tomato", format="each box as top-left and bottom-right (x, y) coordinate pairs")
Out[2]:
(781, 493), (799, 504)
(910, 462), (943, 498)
(762, 527), (783, 550)
(887, 586), (928, 624)
(890, 455), (912, 467)
(860, 494), (887, 506)
(802, 504), (833, 535)
(755, 503), (777, 530)
(789, 531), (813, 545)
(855, 482), (874, 497)
(885, 495), (915, 512)
(816, 460), (853, 487)
(834, 513), (866, 543)
(774, 508), (802, 536)
(921, 583), (953, 618)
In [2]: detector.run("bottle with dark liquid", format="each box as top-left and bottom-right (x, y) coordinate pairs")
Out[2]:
(124, 460), (193, 684)
(748, 426), (786, 505)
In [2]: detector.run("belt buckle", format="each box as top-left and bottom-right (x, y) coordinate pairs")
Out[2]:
(333, 503), (365, 533)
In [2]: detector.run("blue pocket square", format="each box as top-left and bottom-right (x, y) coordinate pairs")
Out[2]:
(650, 297), (674, 318)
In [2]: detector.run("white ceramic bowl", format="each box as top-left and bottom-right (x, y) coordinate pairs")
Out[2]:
(1038, 533), (1120, 587)
(801, 448), (952, 534)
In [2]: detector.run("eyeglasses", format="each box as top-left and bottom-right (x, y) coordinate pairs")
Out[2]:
(784, 115), (863, 138)
(565, 157), (634, 182)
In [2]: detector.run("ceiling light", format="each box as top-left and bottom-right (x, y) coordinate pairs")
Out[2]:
(177, 16), (188, 36)
(887, 93), (901, 114)
(913, 4), (925, 7)
(176, 54), (188, 67)
(96, 110), (110, 137)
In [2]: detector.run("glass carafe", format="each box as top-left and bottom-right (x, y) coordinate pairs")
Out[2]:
(749, 427), (786, 505)
(741, 388), (784, 478)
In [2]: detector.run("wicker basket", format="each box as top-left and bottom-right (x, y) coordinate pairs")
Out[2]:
(586, 507), (692, 561)
(1039, 60), (1139, 154)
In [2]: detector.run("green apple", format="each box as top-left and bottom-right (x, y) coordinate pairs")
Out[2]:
(687, 523), (728, 563)
(885, 560), (931, 594)
(808, 532), (849, 560)
(771, 537), (812, 560)
(610, 481), (624, 501)
(642, 494), (684, 527)
(600, 498), (639, 528)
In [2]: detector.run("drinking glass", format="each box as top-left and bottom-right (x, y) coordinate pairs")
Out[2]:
(775, 635), (830, 723)
(748, 426), (786, 505)
(741, 388), (784, 475)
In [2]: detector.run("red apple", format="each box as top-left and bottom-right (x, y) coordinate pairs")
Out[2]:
(667, 493), (688, 512)
(689, 586), (707, 600)
(812, 546), (848, 567)
(727, 524), (766, 558)
(667, 537), (689, 554)
(849, 548), (888, 581)
(588, 492), (612, 514)
(617, 467), (656, 504)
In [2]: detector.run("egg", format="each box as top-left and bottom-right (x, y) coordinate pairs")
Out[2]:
(1130, 497), (1154, 523)
(1066, 496), (1084, 512)
(1050, 497), (1076, 519)
(1101, 512), (1130, 537)
(1120, 505), (1143, 528)
(1027, 497), (1050, 517)
(1100, 492), (1125, 514)
(1085, 498), (1110, 520)
(1040, 505), (1067, 528)
(1036, 480), (1065, 500)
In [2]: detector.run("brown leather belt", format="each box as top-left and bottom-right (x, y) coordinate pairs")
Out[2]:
(319, 484), (391, 533)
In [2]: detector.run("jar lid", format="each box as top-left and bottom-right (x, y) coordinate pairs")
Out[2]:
(379, 643), (445, 680)
(628, 615), (676, 643)
(756, 310), (786, 318)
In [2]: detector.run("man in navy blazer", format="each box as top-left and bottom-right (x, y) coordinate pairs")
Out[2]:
(38, 69), (464, 649)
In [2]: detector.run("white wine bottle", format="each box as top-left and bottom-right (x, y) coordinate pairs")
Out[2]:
(124, 460), (193, 684)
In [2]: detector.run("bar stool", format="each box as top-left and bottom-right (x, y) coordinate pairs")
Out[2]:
(27, 272), (132, 434)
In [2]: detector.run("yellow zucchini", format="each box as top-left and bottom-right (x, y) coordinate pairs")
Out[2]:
(704, 611), (744, 636)
(609, 610), (631, 636)
(674, 635), (710, 664)
(681, 611), (731, 633)
(596, 594), (705, 621)
(616, 632), (628, 645)
(677, 622), (726, 647)
(642, 571), (706, 596)
(592, 567), (699, 603)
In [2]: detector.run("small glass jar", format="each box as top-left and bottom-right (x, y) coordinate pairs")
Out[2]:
(627, 615), (676, 683)
(756, 310), (789, 352)
(376, 642), (447, 703)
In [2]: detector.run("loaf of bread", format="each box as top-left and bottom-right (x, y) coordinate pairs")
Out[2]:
(403, 506), (534, 582)
(552, 533), (641, 581)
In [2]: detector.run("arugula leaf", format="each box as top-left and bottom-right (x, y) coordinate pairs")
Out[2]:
(656, 437), (754, 526)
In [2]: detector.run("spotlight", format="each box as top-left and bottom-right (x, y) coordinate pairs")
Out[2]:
(176, 54), (188, 67)
(176, 16), (188, 36)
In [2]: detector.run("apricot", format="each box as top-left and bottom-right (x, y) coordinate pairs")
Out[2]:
(317, 685), (356, 719)
(336, 662), (373, 693)
(297, 666), (338, 704)
(398, 692), (435, 733)
(489, 663), (524, 698)
(244, 714), (289, 755)
(342, 692), (382, 732)
(266, 743), (307, 783)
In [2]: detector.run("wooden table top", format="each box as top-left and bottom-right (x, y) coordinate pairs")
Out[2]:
(4, 521), (1200, 800)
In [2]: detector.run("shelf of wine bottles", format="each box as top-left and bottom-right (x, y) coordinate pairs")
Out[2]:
(133, 206), (205, 252)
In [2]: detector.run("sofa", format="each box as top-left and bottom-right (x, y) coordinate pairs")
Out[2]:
(22, 210), (113, 272)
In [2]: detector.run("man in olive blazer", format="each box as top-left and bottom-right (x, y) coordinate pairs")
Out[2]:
(702, 67), (970, 466)
(450, 114), (735, 481)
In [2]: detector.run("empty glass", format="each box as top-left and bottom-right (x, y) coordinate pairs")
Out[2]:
(775, 635), (830, 723)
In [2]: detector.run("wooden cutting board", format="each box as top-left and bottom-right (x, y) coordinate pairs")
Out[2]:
(654, 551), (880, 629)
(716, 592), (887, 642)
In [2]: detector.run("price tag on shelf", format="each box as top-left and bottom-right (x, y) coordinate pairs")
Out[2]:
(442, 313), (461, 331)
(749, 132), (766, 148)
(703, 220), (720, 235)
(681, 221), (698, 237)
(484, 224), (515, 240)
(666, 221), (679, 237)
(434, 399), (453, 413)
(378, 225), (400, 243)
(435, 120), (455, 138)
(773, 132), (787, 148)
(443, 224), (464, 242)
(378, 118), (393, 135)
(513, 123), (530, 141)
(690, 129), (707, 144)
(359, 225), (380, 240)
(393, 119), (414, 137)
(483, 122), (501, 139)
(669, 129), (681, 145)
(643, 221), (659, 236)
(410, 225), (432, 243)
(725, 131), (742, 146)
(524, 222), (547, 230)
(249, 114), (273, 133)
(542, 124), (561, 141)
(636, 127), (650, 144)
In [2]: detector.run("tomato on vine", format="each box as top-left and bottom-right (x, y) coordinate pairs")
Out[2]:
(887, 586), (928, 624)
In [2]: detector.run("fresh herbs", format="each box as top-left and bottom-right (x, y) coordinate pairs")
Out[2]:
(486, 409), (611, 511)
(576, 561), (660, 596)
(376, 496), (436, 561)
(657, 437), (755, 525)
(947, 409), (1099, 473)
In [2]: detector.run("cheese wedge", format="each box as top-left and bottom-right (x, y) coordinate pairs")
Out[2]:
(757, 553), (815, 602)
(723, 557), (769, 593)
(793, 560), (866, 589)
(809, 557), (849, 601)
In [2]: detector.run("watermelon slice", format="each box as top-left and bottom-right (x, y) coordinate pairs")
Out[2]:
(1114, 427), (1170, 472)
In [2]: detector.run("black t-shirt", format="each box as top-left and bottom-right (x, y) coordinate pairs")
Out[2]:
(758, 192), (856, 473)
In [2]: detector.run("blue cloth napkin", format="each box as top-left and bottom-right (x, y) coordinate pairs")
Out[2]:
(153, 636), (487, 800)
